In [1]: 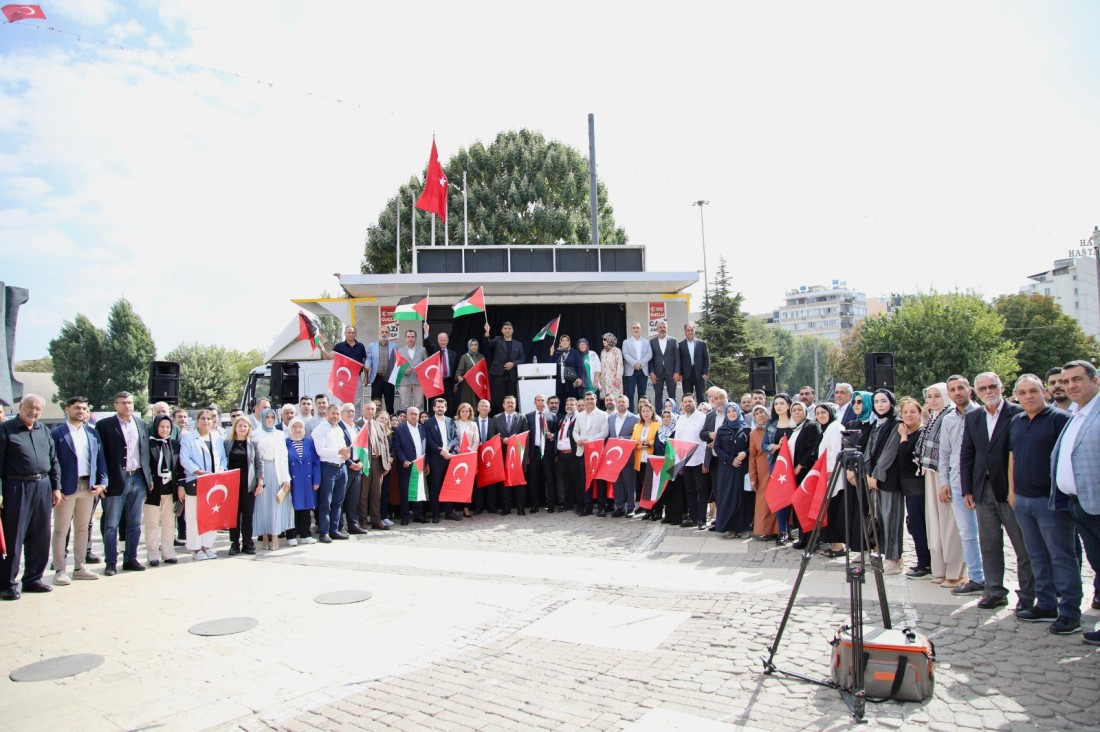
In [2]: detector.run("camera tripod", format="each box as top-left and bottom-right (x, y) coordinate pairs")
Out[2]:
(761, 445), (892, 721)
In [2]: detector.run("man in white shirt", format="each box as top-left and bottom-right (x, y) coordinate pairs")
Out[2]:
(572, 391), (609, 516)
(49, 397), (108, 584)
(472, 399), (494, 515)
(834, 383), (858, 427)
(621, 322), (653, 413)
(312, 405), (350, 542)
(524, 394), (559, 514)
(556, 397), (581, 512)
(938, 374), (985, 595)
(394, 406), (428, 525)
(672, 394), (707, 529)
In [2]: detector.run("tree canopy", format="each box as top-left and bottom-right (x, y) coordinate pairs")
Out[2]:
(361, 129), (628, 273)
(697, 258), (752, 395)
(993, 293), (1099, 379)
(48, 313), (110, 409)
(164, 343), (263, 411)
(103, 299), (157, 411)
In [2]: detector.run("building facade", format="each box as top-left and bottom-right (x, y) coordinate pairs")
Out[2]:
(1020, 255), (1100, 337)
(764, 282), (868, 342)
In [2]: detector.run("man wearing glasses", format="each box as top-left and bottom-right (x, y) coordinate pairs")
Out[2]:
(621, 322), (653, 413)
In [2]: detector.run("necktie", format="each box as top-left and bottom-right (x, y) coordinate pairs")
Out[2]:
(442, 350), (449, 378)
(506, 414), (512, 431)
(480, 419), (487, 441)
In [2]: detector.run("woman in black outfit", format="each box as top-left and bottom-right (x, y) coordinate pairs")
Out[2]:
(788, 401), (822, 550)
(225, 417), (262, 555)
(897, 396), (931, 577)
(714, 403), (752, 537)
(146, 415), (181, 565)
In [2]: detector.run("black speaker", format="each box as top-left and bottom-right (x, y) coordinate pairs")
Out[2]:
(270, 363), (299, 405)
(148, 361), (180, 403)
(749, 356), (777, 396)
(864, 352), (895, 391)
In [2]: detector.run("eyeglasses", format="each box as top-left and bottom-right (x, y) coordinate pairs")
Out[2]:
(976, 384), (1001, 392)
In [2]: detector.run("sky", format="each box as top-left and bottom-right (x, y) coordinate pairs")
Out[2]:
(3, 0), (1099, 360)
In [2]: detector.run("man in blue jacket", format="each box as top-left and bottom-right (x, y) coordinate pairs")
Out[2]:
(50, 396), (109, 584)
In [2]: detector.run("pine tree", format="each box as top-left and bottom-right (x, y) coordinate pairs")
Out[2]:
(698, 258), (751, 396)
(103, 298), (157, 411)
(48, 314), (110, 409)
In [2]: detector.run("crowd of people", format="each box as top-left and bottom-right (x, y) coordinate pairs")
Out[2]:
(1, 319), (1097, 650)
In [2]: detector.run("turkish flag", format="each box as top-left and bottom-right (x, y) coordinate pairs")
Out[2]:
(196, 470), (240, 534)
(595, 438), (635, 483)
(504, 433), (528, 487)
(415, 351), (444, 399)
(792, 451), (830, 531)
(476, 434), (504, 487)
(328, 352), (362, 404)
(765, 436), (797, 514)
(458, 430), (471, 454)
(439, 453), (477, 503)
(414, 139), (448, 222)
(464, 357), (490, 403)
(2, 5), (46, 22)
(584, 440), (603, 489)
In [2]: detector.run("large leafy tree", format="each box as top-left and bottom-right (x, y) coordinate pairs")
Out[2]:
(697, 258), (752, 395)
(103, 299), (157, 412)
(777, 336), (835, 396)
(361, 129), (628, 273)
(831, 293), (1019, 398)
(165, 343), (239, 410)
(993, 293), (1100, 378)
(48, 314), (110, 408)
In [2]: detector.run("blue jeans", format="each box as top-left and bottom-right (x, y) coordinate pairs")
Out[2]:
(624, 370), (649, 411)
(1015, 495), (1081, 619)
(949, 484), (985, 583)
(104, 474), (145, 565)
(318, 463), (347, 536)
(1069, 497), (1100, 599)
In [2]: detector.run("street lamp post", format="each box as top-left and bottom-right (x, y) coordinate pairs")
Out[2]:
(692, 200), (710, 307)
(1090, 225), (1100, 338)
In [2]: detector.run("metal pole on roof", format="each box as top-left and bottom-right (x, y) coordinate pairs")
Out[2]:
(588, 113), (599, 248)
(692, 200), (710, 308)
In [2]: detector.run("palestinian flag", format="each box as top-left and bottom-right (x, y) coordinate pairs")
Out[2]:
(452, 287), (485, 317)
(298, 312), (321, 352)
(640, 456), (667, 509)
(661, 438), (700, 487)
(388, 350), (410, 387)
(393, 294), (428, 321)
(407, 456), (427, 502)
(353, 425), (371, 477)
(533, 316), (559, 342)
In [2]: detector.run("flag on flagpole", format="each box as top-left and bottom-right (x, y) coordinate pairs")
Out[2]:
(297, 312), (321, 352)
(415, 139), (449, 222)
(504, 433), (528, 487)
(765, 436), (797, 513)
(639, 456), (668, 509)
(594, 438), (635, 483)
(393, 294), (428, 321)
(353, 425), (371, 477)
(415, 351), (445, 399)
(388, 350), (410, 387)
(328, 352), (363, 404)
(407, 456), (427, 502)
(464, 357), (490, 402)
(196, 470), (241, 534)
(439, 453), (477, 503)
(792, 450), (830, 530)
(452, 287), (485, 317)
(476, 434), (504, 486)
(532, 316), (560, 342)
(2, 5), (46, 22)
(661, 439), (700, 484)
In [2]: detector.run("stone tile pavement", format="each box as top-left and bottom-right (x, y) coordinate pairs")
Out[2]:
(0, 510), (1096, 731)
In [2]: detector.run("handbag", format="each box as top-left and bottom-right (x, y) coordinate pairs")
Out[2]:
(563, 366), (578, 382)
(830, 625), (935, 702)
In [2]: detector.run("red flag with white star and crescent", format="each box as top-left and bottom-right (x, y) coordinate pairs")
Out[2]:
(2, 5), (46, 22)
(414, 139), (448, 222)
(584, 440), (603, 490)
(196, 470), (240, 534)
(328, 352), (363, 405)
(595, 438), (635, 483)
(439, 452), (477, 503)
(504, 433), (528, 487)
(765, 436), (797, 514)
(464, 357), (490, 403)
(792, 450), (830, 530)
(476, 434), (504, 487)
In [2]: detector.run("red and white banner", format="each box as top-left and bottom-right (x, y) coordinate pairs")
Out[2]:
(648, 302), (666, 337)
(196, 469), (241, 534)
(380, 306), (399, 340)
(439, 453), (477, 503)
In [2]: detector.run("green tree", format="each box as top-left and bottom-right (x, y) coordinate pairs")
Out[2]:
(827, 321), (866, 390)
(777, 336), (834, 396)
(47, 314), (109, 408)
(993, 293), (1100, 378)
(165, 343), (239, 410)
(317, 291), (343, 346)
(14, 357), (52, 372)
(361, 129), (628, 273)
(837, 293), (1018, 398)
(697, 258), (751, 395)
(225, 347), (265, 409)
(103, 298), (157, 412)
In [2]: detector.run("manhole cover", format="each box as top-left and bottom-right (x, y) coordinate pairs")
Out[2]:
(188, 617), (259, 636)
(314, 590), (373, 605)
(10, 654), (104, 682)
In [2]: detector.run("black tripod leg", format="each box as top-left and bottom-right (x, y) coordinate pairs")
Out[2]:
(858, 461), (892, 629)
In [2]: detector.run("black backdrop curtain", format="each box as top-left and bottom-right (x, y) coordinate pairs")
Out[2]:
(425, 304), (626, 362)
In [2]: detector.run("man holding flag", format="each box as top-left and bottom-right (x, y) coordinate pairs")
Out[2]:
(424, 323), (461, 416)
(393, 407), (429, 525)
(488, 396), (528, 515)
(331, 326), (367, 413)
(572, 391), (609, 516)
(425, 398), (460, 523)
(356, 401), (391, 531)
(398, 328), (428, 413)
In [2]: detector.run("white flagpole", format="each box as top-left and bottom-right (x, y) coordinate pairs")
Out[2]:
(411, 191), (417, 274)
(431, 213), (436, 247)
(395, 195), (401, 274)
(463, 170), (468, 247)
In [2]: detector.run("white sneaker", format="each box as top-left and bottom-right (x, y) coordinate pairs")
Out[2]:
(203, 549), (218, 559)
(302, 537), (317, 545)
(288, 538), (298, 547)
(382, 518), (394, 527)
(883, 559), (903, 575)
(73, 567), (99, 581)
(192, 551), (208, 562)
(53, 571), (71, 586)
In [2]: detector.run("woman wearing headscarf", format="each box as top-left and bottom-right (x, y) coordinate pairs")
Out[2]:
(145, 415), (181, 566)
(897, 396), (931, 577)
(813, 403), (847, 557)
(914, 383), (966, 586)
(575, 338), (602, 399)
(454, 338), (487, 413)
(788, 401), (823, 550)
(653, 406), (678, 523)
(748, 404), (777, 540)
(179, 409), (228, 561)
(549, 334), (584, 408)
(598, 333), (624, 401)
(285, 418), (320, 545)
(714, 403), (751, 537)
(224, 416), (262, 556)
(862, 389), (904, 573)
(251, 408), (292, 550)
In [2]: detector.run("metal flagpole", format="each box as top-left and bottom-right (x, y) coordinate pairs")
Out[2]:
(463, 171), (469, 248)
(412, 191), (418, 275)
(431, 213), (436, 247)
(396, 196), (401, 274)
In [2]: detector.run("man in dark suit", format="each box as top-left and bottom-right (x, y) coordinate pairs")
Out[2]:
(699, 387), (729, 525)
(424, 397), (459, 522)
(524, 394), (559, 513)
(50, 396), (108, 584)
(424, 324), (461, 416)
(393, 406), (428, 525)
(648, 320), (680, 407)
(607, 395), (639, 517)
(553, 397), (581, 511)
(961, 372), (1032, 611)
(483, 321), (525, 414)
(95, 391), (153, 575)
(488, 396), (528, 515)
(678, 322), (710, 404)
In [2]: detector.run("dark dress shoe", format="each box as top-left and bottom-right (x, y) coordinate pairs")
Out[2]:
(149, 559), (160, 567)
(976, 595), (1008, 610)
(791, 539), (809, 550)
(400, 518), (410, 526)
(517, 508), (526, 516)
(612, 510), (625, 518)
(707, 526), (718, 532)
(173, 539), (186, 547)
(371, 522), (389, 530)
(445, 513), (459, 521)
(499, 509), (510, 516)
(22, 580), (52, 593)
(431, 517), (440, 524)
(242, 546), (257, 555)
(697, 521), (707, 530)
(415, 517), (429, 524)
(347, 526), (368, 535)
(122, 560), (146, 571)
(229, 543), (241, 556)
(680, 519), (695, 528)
(1093, 593), (1100, 610)
(318, 535), (333, 544)
(546, 506), (555, 514)
(906, 567), (932, 578)
(596, 510), (606, 518)
(105, 564), (117, 576)
(85, 552), (101, 565)
(164, 558), (178, 564)
(1, 587), (21, 601)
(330, 531), (349, 540)
(579, 506), (593, 516)
(530, 506), (539, 514)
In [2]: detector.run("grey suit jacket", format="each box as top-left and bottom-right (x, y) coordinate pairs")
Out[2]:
(397, 345), (427, 385)
(1051, 400), (1100, 514)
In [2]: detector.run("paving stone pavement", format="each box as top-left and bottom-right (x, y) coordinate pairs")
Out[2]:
(0, 509), (1096, 731)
